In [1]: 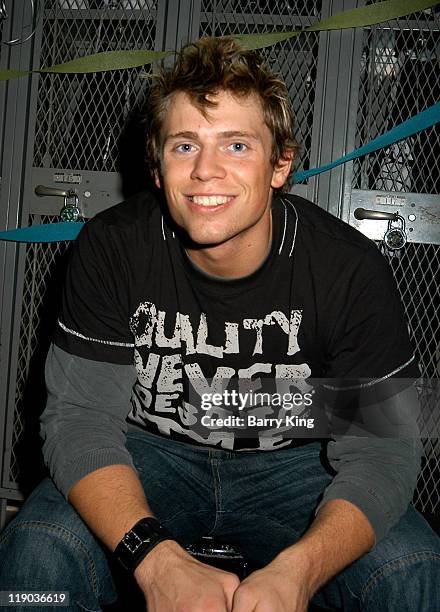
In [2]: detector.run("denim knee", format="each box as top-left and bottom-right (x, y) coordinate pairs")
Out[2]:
(314, 506), (440, 611)
(0, 480), (117, 611)
(360, 548), (440, 611)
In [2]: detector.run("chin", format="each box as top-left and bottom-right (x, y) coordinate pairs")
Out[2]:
(185, 226), (230, 247)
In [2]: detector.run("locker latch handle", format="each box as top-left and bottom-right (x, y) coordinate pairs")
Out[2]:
(354, 208), (399, 221)
(35, 185), (75, 198)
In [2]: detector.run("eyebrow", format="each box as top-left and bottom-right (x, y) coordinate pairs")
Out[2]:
(164, 130), (261, 142)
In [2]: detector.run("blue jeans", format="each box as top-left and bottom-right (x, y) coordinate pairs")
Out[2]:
(1, 430), (439, 611)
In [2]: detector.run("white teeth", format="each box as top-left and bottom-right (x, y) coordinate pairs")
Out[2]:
(190, 195), (232, 206)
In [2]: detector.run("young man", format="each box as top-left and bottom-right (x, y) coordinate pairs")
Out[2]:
(1, 37), (439, 611)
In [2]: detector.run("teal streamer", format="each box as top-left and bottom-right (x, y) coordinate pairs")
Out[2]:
(0, 221), (85, 242)
(294, 101), (440, 183)
(0, 101), (438, 244)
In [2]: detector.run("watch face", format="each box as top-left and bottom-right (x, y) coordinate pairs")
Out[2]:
(124, 530), (148, 553)
(115, 519), (173, 572)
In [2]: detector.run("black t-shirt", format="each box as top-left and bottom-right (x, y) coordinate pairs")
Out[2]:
(54, 190), (418, 450)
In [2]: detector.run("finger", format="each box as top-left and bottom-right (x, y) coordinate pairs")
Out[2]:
(231, 587), (257, 612)
(224, 574), (241, 611)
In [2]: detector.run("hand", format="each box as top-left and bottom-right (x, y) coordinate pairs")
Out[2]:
(232, 553), (313, 612)
(135, 540), (241, 611)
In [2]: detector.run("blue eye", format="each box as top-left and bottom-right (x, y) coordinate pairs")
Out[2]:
(175, 143), (194, 153)
(229, 143), (248, 152)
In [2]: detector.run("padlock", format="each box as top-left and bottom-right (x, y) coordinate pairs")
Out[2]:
(60, 192), (81, 222)
(383, 214), (407, 250)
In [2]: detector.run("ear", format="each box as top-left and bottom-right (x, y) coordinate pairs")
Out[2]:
(271, 150), (294, 190)
(154, 169), (161, 189)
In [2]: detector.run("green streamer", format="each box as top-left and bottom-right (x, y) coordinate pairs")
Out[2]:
(234, 31), (300, 51)
(39, 50), (172, 74)
(236, 0), (438, 50)
(0, 69), (31, 81)
(306, 0), (438, 31)
(0, 1), (436, 77)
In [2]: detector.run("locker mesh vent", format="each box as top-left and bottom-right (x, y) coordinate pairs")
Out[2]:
(365, 0), (440, 20)
(200, 0), (322, 178)
(378, 241), (440, 514)
(353, 10), (440, 194)
(10, 216), (71, 484)
(202, 0), (319, 14)
(33, 4), (158, 172)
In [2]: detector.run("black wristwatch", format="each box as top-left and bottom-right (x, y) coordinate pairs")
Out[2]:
(114, 517), (175, 572)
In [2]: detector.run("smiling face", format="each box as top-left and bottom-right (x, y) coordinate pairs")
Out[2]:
(155, 90), (292, 277)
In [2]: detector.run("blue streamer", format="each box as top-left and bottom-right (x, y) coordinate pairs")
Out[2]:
(294, 101), (440, 183)
(0, 221), (85, 243)
(0, 102), (438, 244)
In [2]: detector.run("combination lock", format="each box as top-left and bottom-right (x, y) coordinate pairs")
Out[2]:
(383, 214), (407, 250)
(60, 193), (81, 222)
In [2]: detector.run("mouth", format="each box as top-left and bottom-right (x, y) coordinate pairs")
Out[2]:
(187, 195), (235, 207)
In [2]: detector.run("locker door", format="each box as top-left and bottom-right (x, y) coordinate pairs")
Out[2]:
(0, 0), (42, 522)
(342, 5), (440, 514)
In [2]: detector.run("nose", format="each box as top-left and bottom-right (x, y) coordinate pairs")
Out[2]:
(190, 146), (226, 181)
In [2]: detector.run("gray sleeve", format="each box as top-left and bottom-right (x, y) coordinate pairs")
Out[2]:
(41, 344), (138, 499)
(316, 385), (423, 544)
